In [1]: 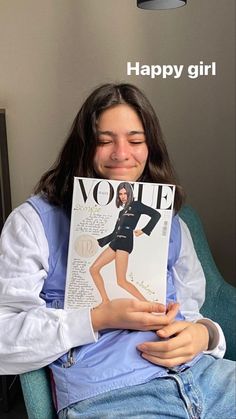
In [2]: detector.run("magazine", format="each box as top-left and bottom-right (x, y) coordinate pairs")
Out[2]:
(64, 177), (175, 309)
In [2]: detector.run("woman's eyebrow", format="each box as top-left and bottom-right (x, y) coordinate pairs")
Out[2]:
(97, 130), (145, 136)
(128, 131), (145, 135)
(97, 130), (115, 137)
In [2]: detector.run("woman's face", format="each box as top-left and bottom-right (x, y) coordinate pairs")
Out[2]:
(93, 104), (148, 182)
(118, 188), (128, 204)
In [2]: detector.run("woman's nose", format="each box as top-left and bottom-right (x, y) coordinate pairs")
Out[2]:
(111, 140), (130, 161)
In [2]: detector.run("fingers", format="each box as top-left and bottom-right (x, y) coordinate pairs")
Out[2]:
(128, 312), (169, 331)
(157, 320), (189, 339)
(137, 332), (188, 355)
(137, 321), (207, 368)
(120, 300), (180, 331)
(92, 299), (181, 332)
(165, 303), (180, 322)
(131, 301), (176, 330)
(131, 300), (166, 314)
(140, 353), (191, 368)
(139, 340), (197, 368)
(166, 301), (179, 312)
(134, 229), (143, 236)
(137, 332), (194, 368)
(133, 300), (179, 317)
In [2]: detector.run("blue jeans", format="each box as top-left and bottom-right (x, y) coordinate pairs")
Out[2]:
(58, 355), (236, 419)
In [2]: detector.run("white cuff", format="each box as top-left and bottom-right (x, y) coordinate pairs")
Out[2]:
(61, 307), (98, 350)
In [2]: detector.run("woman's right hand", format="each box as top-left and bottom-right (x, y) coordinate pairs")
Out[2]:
(91, 299), (179, 332)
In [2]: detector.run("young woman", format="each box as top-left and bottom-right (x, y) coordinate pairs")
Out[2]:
(90, 181), (161, 302)
(0, 83), (235, 418)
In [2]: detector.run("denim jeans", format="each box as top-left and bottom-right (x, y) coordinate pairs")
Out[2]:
(58, 355), (236, 419)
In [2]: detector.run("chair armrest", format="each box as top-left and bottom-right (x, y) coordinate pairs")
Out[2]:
(20, 368), (57, 419)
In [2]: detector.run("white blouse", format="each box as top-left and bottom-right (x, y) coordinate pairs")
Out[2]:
(0, 203), (226, 374)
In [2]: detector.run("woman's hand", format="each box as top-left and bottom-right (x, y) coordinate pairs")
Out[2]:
(91, 299), (179, 332)
(137, 321), (209, 368)
(134, 229), (143, 237)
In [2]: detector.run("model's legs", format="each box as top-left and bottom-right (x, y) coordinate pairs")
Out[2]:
(89, 247), (115, 303)
(115, 250), (147, 301)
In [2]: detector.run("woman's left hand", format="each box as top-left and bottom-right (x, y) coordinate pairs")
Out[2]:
(134, 229), (143, 237)
(137, 321), (209, 368)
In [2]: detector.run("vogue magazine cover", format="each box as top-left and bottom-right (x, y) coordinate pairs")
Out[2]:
(65, 177), (175, 308)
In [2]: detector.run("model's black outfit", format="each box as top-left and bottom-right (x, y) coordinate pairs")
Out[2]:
(98, 201), (161, 254)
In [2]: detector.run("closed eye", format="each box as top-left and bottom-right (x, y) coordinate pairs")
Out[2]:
(97, 139), (113, 145)
(129, 140), (146, 144)
(97, 138), (113, 145)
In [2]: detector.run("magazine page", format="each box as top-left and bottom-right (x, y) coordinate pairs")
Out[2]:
(64, 177), (175, 309)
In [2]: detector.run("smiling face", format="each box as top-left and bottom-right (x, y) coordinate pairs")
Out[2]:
(93, 104), (148, 182)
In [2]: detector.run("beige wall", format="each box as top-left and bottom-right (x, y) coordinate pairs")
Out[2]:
(0, 0), (235, 284)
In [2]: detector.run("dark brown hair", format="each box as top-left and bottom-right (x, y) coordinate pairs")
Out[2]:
(34, 83), (184, 211)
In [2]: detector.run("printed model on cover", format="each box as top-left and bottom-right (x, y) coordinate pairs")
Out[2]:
(64, 177), (175, 309)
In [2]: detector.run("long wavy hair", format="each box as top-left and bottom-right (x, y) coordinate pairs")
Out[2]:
(34, 83), (185, 212)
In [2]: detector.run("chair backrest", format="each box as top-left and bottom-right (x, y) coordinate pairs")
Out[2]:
(20, 205), (236, 418)
(179, 205), (236, 361)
